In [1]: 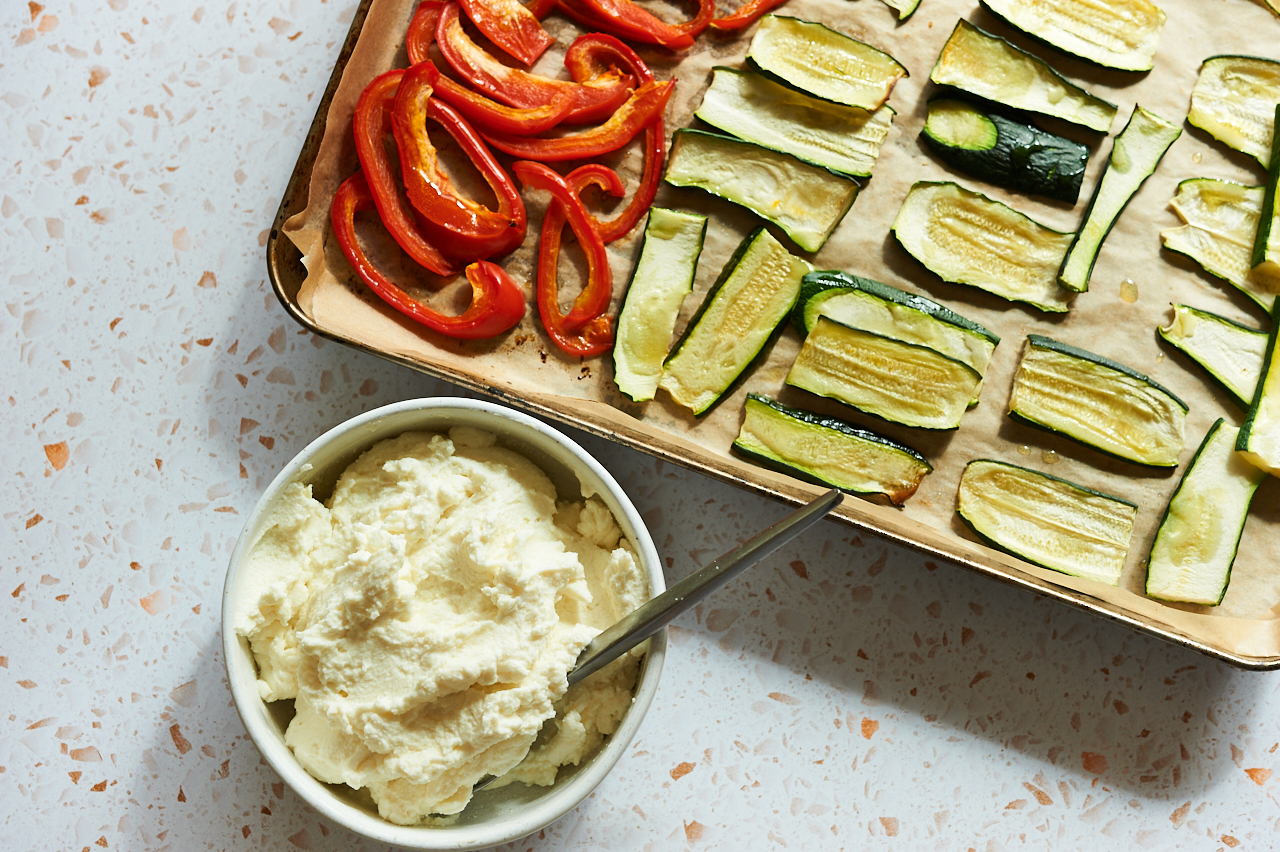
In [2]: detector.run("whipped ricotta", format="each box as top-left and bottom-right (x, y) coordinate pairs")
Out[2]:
(234, 427), (648, 823)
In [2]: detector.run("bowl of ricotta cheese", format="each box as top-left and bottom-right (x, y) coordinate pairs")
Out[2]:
(222, 397), (665, 849)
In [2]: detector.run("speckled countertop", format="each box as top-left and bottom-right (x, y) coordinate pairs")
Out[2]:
(5, 2), (1280, 850)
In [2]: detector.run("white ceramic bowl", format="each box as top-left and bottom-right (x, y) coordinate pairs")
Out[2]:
(221, 398), (666, 849)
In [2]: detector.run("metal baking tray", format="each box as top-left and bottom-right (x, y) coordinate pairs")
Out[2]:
(265, 0), (1280, 670)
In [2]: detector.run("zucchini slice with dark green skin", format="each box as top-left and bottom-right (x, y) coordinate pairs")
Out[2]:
(880, 0), (923, 21)
(1158, 304), (1267, 408)
(1009, 335), (1188, 467)
(793, 271), (999, 380)
(1188, 55), (1280, 168)
(891, 181), (1076, 312)
(1058, 105), (1181, 293)
(664, 129), (860, 253)
(1146, 419), (1268, 606)
(733, 394), (932, 504)
(613, 208), (707, 403)
(1251, 106), (1280, 276)
(659, 228), (809, 416)
(1161, 178), (1280, 310)
(957, 459), (1137, 586)
(1237, 298), (1280, 475)
(747, 15), (907, 111)
(695, 67), (894, 178)
(920, 98), (1088, 204)
(978, 0), (1166, 72)
(929, 20), (1117, 133)
(786, 316), (983, 430)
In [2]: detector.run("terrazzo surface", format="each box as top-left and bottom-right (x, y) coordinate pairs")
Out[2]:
(5, 1), (1280, 850)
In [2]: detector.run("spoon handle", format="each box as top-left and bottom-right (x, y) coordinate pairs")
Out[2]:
(567, 488), (843, 687)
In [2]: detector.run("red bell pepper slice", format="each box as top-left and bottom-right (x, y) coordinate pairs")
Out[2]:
(513, 161), (616, 355)
(436, 1), (635, 125)
(331, 173), (526, 340)
(405, 4), (573, 136)
(560, 34), (665, 243)
(708, 0), (790, 30)
(480, 80), (673, 162)
(353, 69), (461, 276)
(555, 0), (713, 50)
(390, 62), (527, 260)
(458, 0), (554, 66)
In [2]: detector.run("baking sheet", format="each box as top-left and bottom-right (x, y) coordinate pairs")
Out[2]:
(277, 0), (1280, 666)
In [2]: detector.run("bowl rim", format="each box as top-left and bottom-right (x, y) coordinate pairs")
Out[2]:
(221, 397), (666, 849)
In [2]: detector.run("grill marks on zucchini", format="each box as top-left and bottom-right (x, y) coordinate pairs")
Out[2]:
(665, 129), (859, 253)
(1146, 419), (1267, 606)
(734, 395), (932, 504)
(1237, 298), (1280, 476)
(929, 20), (1117, 133)
(1058, 106), (1182, 293)
(1188, 55), (1280, 168)
(920, 98), (1089, 204)
(747, 15), (907, 111)
(978, 0), (1166, 72)
(695, 67), (894, 178)
(1158, 304), (1267, 408)
(1160, 179), (1280, 310)
(659, 228), (809, 416)
(957, 459), (1137, 586)
(1009, 336), (1188, 467)
(613, 208), (707, 403)
(892, 181), (1075, 313)
(787, 317), (983, 430)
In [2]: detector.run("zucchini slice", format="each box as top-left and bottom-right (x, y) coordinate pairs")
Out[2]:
(957, 459), (1137, 585)
(929, 20), (1117, 134)
(978, 0), (1166, 72)
(880, 0), (923, 20)
(659, 228), (809, 416)
(786, 316), (983, 430)
(1161, 178), (1280, 310)
(1158, 304), (1267, 408)
(1252, 106), (1280, 277)
(1009, 335), (1188, 467)
(1188, 55), (1280, 168)
(733, 394), (932, 504)
(794, 270), (999, 381)
(1058, 106), (1182, 293)
(695, 67), (894, 178)
(1146, 419), (1267, 606)
(747, 15), (907, 111)
(613, 208), (707, 403)
(665, 129), (860, 253)
(920, 97), (1089, 204)
(891, 181), (1076, 313)
(1237, 298), (1280, 475)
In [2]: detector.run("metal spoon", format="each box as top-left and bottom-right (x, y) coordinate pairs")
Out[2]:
(473, 487), (843, 792)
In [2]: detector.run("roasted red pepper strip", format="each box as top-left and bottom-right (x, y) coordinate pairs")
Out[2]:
(459, 0), (554, 66)
(331, 173), (526, 339)
(525, 0), (557, 16)
(405, 4), (573, 136)
(561, 34), (665, 242)
(353, 69), (461, 276)
(481, 80), (673, 162)
(391, 62), (527, 260)
(513, 161), (615, 353)
(555, 0), (713, 50)
(436, 1), (635, 125)
(708, 0), (790, 30)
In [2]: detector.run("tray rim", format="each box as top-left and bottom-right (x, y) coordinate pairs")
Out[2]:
(263, 0), (1280, 672)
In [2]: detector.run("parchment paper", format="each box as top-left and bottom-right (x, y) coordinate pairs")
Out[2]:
(284, 0), (1280, 661)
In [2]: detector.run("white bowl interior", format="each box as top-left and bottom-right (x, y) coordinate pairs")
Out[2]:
(222, 399), (666, 850)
